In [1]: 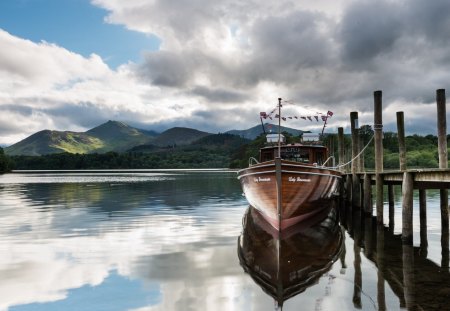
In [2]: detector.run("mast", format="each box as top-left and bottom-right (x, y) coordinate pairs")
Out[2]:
(278, 98), (282, 157)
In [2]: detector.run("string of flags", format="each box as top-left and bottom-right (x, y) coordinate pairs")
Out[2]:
(259, 110), (334, 122)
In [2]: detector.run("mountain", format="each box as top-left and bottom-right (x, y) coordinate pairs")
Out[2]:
(86, 120), (155, 152)
(5, 130), (104, 156)
(151, 127), (211, 147)
(5, 121), (156, 156)
(226, 123), (306, 140)
(5, 121), (306, 156)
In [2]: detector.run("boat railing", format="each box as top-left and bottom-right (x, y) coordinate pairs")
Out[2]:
(321, 156), (335, 168)
(249, 157), (260, 166)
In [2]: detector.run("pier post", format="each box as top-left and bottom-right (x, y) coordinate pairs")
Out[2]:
(377, 223), (386, 311)
(363, 174), (372, 214)
(353, 213), (362, 309)
(402, 244), (416, 310)
(338, 127), (345, 172)
(437, 89), (449, 266)
(402, 172), (413, 244)
(388, 185), (395, 231)
(351, 112), (360, 207)
(345, 175), (353, 203)
(396, 111), (407, 171)
(359, 135), (365, 173)
(437, 89), (448, 169)
(419, 189), (428, 257)
(374, 91), (384, 222)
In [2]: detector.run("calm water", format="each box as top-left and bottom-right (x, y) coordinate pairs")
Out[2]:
(0, 170), (449, 311)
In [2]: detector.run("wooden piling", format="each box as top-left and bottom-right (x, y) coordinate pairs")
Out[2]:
(388, 185), (395, 230)
(345, 175), (353, 203)
(377, 223), (386, 311)
(402, 244), (416, 310)
(437, 89), (447, 169)
(419, 189), (428, 257)
(374, 91), (384, 221)
(396, 111), (407, 171)
(338, 127), (345, 172)
(359, 135), (364, 173)
(351, 112), (359, 173)
(402, 172), (413, 244)
(351, 112), (360, 207)
(437, 89), (449, 264)
(363, 174), (372, 214)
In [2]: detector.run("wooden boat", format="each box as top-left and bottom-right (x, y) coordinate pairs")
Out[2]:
(238, 205), (344, 307)
(237, 98), (342, 230)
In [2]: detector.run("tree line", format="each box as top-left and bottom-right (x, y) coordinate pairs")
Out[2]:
(324, 125), (450, 169)
(2, 130), (449, 171)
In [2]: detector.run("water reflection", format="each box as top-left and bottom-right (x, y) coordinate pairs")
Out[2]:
(0, 171), (250, 311)
(238, 204), (344, 308)
(341, 202), (450, 311)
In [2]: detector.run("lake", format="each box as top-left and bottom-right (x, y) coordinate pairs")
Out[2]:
(0, 170), (448, 310)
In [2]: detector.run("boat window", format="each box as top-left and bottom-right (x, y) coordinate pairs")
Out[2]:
(315, 151), (324, 165)
(281, 147), (309, 163)
(260, 150), (274, 162)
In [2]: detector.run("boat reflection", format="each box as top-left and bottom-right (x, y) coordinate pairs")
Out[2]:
(238, 203), (344, 308)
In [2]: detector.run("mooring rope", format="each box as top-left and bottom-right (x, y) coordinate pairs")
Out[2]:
(333, 134), (375, 169)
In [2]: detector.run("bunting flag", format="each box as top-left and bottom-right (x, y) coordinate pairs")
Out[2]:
(258, 108), (334, 122)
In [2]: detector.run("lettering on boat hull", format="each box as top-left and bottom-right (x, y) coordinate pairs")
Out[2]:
(288, 176), (311, 183)
(254, 177), (271, 183)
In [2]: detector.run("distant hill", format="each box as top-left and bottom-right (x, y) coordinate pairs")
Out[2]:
(191, 133), (250, 148)
(5, 130), (104, 156)
(5, 121), (213, 156)
(5, 121), (155, 156)
(151, 127), (211, 147)
(226, 123), (306, 140)
(5, 120), (306, 156)
(86, 120), (155, 152)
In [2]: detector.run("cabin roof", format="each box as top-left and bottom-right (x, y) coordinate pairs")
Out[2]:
(261, 143), (326, 150)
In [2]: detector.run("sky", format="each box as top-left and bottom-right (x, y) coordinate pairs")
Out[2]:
(1, 0), (450, 145)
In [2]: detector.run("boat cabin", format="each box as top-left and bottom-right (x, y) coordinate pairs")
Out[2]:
(259, 144), (328, 165)
(259, 133), (328, 165)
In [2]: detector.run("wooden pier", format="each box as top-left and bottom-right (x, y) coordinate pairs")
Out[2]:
(338, 89), (450, 258)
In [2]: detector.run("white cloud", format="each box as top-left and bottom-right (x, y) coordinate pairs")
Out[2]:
(2, 0), (450, 145)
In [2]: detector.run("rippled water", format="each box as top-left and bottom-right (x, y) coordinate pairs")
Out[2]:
(0, 170), (448, 310)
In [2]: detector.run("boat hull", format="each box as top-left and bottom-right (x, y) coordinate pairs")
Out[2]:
(237, 159), (341, 230)
(238, 206), (344, 305)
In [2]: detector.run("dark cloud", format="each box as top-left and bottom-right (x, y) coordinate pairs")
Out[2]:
(339, 1), (403, 66)
(189, 86), (248, 103)
(1, 103), (34, 116)
(137, 51), (192, 87)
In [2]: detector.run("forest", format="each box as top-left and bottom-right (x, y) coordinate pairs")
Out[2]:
(2, 129), (449, 171)
(0, 147), (13, 173)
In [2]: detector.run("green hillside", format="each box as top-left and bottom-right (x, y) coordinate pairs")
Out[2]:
(5, 120), (156, 156)
(151, 127), (211, 147)
(5, 130), (105, 156)
(86, 120), (155, 152)
(11, 133), (250, 169)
